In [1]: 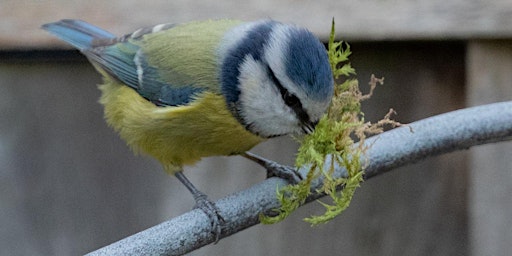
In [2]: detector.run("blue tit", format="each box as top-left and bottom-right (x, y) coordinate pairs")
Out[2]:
(42, 19), (334, 239)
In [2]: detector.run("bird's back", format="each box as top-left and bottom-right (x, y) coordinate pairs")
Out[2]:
(134, 19), (243, 93)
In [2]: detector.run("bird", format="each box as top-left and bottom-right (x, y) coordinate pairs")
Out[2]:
(42, 19), (334, 241)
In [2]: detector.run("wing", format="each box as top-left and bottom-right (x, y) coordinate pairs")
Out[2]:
(87, 20), (243, 106)
(43, 19), (207, 106)
(85, 23), (210, 106)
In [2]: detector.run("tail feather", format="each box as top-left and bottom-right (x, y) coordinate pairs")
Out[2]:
(42, 19), (116, 50)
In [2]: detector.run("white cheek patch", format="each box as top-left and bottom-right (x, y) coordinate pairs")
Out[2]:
(237, 55), (301, 137)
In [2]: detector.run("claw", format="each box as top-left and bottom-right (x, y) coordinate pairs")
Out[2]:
(241, 152), (303, 184)
(175, 171), (225, 243)
(193, 193), (225, 243)
(265, 163), (302, 184)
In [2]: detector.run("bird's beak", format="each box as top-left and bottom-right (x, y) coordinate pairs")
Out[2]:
(302, 120), (319, 134)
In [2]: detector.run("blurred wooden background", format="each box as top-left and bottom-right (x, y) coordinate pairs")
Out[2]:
(1, 1), (511, 255)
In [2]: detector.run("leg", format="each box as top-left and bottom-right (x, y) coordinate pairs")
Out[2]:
(175, 171), (224, 243)
(241, 152), (302, 184)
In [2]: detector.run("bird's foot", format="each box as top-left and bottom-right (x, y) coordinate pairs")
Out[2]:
(175, 171), (224, 243)
(193, 192), (225, 244)
(241, 152), (302, 184)
(263, 160), (302, 184)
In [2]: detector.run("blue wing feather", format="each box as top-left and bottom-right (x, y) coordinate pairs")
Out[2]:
(42, 19), (116, 50)
(86, 43), (140, 89)
(42, 19), (203, 106)
(133, 52), (204, 105)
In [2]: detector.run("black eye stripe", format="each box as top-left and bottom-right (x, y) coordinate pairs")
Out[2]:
(267, 67), (295, 105)
(267, 66), (311, 124)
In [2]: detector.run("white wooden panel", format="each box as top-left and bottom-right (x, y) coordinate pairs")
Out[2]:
(1, 0), (512, 49)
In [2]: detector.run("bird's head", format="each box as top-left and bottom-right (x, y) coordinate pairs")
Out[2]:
(219, 20), (334, 138)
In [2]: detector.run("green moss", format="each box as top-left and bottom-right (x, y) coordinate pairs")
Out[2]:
(260, 19), (388, 225)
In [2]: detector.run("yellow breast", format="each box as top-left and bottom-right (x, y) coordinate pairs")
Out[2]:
(98, 80), (265, 173)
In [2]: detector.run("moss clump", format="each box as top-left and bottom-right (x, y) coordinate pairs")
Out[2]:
(261, 19), (397, 225)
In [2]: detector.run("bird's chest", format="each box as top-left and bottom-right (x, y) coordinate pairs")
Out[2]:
(99, 82), (265, 166)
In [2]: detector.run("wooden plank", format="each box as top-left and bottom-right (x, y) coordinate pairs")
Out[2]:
(466, 40), (512, 256)
(2, 0), (512, 49)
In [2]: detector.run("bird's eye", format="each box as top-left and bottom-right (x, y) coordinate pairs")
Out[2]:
(282, 92), (300, 107)
(266, 66), (312, 127)
(267, 65), (301, 108)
